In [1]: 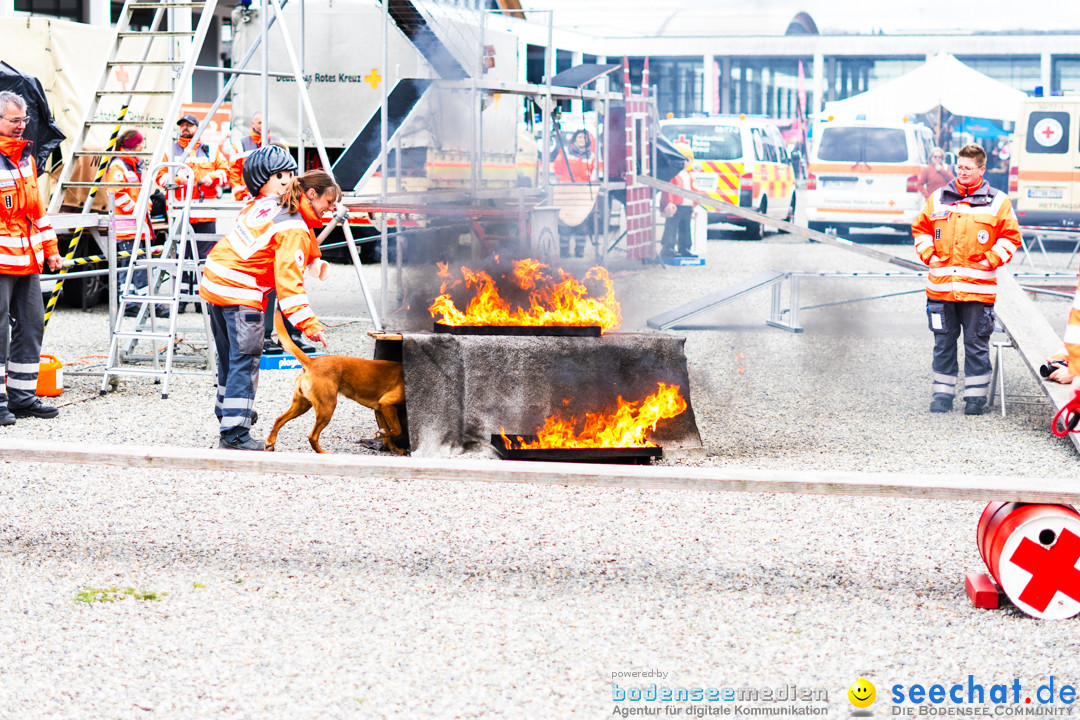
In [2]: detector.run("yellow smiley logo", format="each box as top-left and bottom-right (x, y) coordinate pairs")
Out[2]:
(848, 678), (876, 708)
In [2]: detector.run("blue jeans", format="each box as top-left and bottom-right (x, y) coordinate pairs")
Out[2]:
(208, 304), (263, 442)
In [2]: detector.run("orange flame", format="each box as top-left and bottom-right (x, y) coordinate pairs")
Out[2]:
(500, 382), (687, 449)
(429, 259), (622, 331)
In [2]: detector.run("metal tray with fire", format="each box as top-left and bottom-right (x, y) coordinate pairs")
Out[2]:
(491, 434), (662, 465)
(434, 322), (601, 337)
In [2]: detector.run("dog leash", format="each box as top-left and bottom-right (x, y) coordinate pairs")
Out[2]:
(1051, 391), (1080, 438)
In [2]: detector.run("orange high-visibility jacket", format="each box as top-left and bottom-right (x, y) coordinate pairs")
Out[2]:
(912, 180), (1022, 304)
(553, 148), (595, 184)
(0, 135), (57, 275)
(198, 194), (324, 338)
(105, 156), (146, 243)
(225, 133), (264, 202)
(1065, 282), (1080, 374)
(155, 138), (227, 224)
(662, 169), (696, 207)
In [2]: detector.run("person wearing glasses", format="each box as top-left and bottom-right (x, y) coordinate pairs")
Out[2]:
(0, 91), (61, 425)
(912, 144), (1022, 416)
(917, 147), (954, 198)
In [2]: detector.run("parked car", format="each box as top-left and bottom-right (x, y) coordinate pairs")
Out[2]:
(659, 115), (797, 240)
(804, 118), (935, 238)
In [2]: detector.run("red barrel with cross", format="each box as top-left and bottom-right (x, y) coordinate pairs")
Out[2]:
(977, 502), (1080, 620)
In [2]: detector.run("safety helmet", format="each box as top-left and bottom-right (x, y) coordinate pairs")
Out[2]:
(242, 145), (298, 194)
(674, 141), (694, 162)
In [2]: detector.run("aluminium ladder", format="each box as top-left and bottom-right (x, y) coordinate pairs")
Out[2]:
(50, 0), (222, 397)
(102, 166), (215, 398)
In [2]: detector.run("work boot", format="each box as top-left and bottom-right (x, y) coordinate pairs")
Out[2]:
(0, 408), (14, 426)
(965, 399), (987, 416)
(11, 399), (59, 419)
(219, 435), (265, 451)
(929, 396), (953, 413)
(263, 337), (283, 355)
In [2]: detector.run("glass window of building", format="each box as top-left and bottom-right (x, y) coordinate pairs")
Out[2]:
(955, 56), (1041, 93)
(1052, 57), (1080, 94)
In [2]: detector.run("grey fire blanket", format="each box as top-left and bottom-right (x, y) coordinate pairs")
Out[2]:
(399, 332), (703, 458)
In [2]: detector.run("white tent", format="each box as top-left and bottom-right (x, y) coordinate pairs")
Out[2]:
(822, 53), (1028, 124)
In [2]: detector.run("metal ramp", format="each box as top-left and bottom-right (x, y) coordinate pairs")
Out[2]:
(331, 78), (433, 191)
(386, 0), (470, 81)
(646, 270), (789, 331)
(991, 274), (1080, 453)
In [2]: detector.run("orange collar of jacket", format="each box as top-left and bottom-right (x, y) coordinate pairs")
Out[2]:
(249, 131), (262, 145)
(176, 136), (201, 152)
(298, 193), (322, 228)
(0, 135), (28, 164)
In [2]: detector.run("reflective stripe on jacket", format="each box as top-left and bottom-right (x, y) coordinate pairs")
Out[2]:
(911, 180), (1022, 304)
(0, 135), (58, 275)
(105, 156), (145, 242)
(198, 194), (324, 337)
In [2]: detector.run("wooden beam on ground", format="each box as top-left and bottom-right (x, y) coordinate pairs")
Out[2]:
(634, 175), (925, 271)
(993, 273), (1080, 453)
(1, 438), (1078, 504)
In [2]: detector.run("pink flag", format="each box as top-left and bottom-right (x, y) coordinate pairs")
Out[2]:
(797, 60), (807, 120)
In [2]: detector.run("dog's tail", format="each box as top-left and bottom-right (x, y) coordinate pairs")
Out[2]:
(274, 310), (312, 369)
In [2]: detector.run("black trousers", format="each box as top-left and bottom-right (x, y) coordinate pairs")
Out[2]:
(660, 206), (693, 255)
(927, 299), (995, 403)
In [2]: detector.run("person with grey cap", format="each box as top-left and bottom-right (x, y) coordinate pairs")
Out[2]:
(155, 113), (228, 306)
(199, 145), (338, 451)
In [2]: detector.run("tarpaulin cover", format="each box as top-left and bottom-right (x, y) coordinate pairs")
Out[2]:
(0, 61), (65, 171)
(398, 332), (703, 458)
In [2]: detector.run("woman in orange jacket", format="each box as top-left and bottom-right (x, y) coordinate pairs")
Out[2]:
(199, 146), (340, 450)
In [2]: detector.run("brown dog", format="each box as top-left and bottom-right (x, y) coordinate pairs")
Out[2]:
(264, 311), (407, 454)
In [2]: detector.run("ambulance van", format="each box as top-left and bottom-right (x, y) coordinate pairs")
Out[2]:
(659, 116), (797, 239)
(804, 118), (936, 237)
(1008, 95), (1080, 230)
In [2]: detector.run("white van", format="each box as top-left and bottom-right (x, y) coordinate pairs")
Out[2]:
(804, 119), (936, 236)
(1008, 95), (1080, 230)
(659, 116), (797, 239)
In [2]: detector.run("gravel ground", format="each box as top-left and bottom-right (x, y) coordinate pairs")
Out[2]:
(2, 231), (1080, 719)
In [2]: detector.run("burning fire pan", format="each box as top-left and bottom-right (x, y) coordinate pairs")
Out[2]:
(433, 322), (601, 337)
(491, 434), (662, 465)
(376, 332), (703, 458)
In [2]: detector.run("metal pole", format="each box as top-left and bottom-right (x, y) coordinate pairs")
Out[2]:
(261, 0), (270, 148)
(297, 0), (306, 170)
(380, 0), (389, 317)
(541, 11), (553, 193)
(106, 194), (117, 340)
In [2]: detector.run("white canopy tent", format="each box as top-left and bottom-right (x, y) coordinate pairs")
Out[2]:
(822, 53), (1028, 124)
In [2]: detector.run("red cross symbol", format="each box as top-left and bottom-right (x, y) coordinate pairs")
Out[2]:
(888, 199), (896, 208)
(364, 69), (381, 89)
(115, 66), (131, 91)
(1042, 124), (1058, 140)
(1009, 527), (1080, 613)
